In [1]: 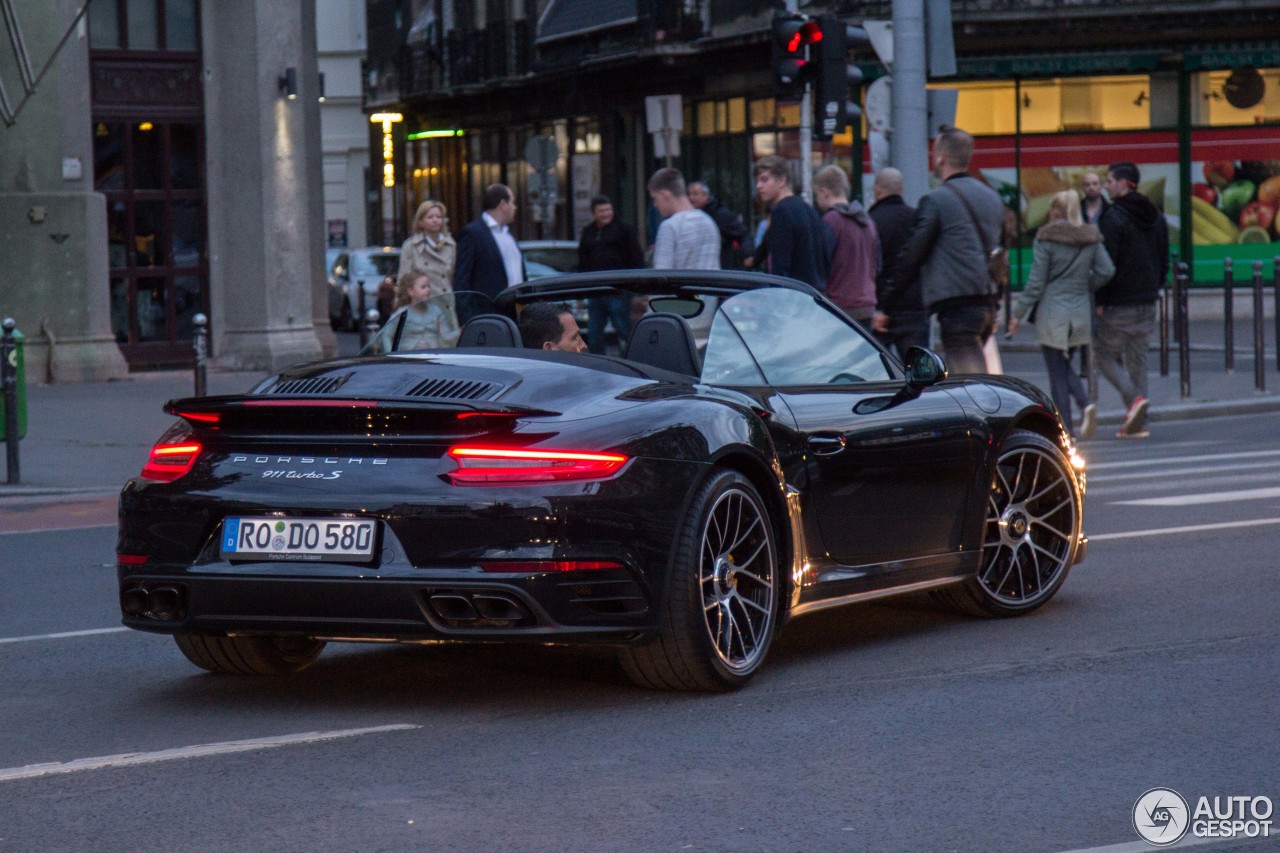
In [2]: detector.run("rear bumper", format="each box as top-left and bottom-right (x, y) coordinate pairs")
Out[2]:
(118, 565), (656, 644)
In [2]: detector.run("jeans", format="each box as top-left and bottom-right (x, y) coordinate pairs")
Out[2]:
(1094, 302), (1154, 419)
(587, 295), (633, 355)
(874, 312), (930, 360)
(1043, 346), (1089, 435)
(936, 302), (996, 375)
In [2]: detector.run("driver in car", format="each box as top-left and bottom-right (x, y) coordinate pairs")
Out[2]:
(519, 302), (588, 354)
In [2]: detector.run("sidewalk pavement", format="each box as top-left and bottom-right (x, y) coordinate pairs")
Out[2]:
(1, 318), (1278, 501)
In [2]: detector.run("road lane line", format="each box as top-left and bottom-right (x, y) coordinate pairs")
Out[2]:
(1086, 449), (1280, 470)
(1090, 517), (1280, 541)
(1056, 832), (1227, 852)
(1089, 460), (1280, 483)
(0, 627), (129, 645)
(0, 724), (420, 783)
(1112, 486), (1280, 506)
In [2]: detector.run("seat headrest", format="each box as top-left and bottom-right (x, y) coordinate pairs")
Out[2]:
(457, 314), (522, 348)
(623, 312), (701, 377)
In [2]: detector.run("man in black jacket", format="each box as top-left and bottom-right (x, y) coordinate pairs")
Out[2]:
(1096, 161), (1167, 438)
(578, 195), (644, 354)
(689, 181), (752, 269)
(868, 168), (928, 357)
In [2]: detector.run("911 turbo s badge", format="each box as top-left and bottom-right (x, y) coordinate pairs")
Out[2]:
(230, 455), (388, 481)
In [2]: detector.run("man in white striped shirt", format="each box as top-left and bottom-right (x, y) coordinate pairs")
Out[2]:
(648, 168), (720, 270)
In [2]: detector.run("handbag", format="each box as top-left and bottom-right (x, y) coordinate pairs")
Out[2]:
(944, 182), (1008, 296)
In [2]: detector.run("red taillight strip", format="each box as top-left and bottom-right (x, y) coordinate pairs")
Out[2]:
(117, 554), (149, 565)
(140, 442), (202, 482)
(446, 446), (629, 485)
(479, 560), (622, 573)
(175, 410), (221, 424)
(242, 399), (378, 408)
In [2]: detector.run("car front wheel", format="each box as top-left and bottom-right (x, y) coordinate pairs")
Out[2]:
(619, 470), (779, 691)
(174, 632), (326, 675)
(939, 429), (1081, 617)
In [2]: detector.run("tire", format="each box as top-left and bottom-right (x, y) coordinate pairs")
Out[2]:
(936, 428), (1081, 618)
(174, 632), (326, 675)
(619, 470), (779, 691)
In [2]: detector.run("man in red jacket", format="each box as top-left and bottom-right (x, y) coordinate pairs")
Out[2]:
(812, 165), (879, 327)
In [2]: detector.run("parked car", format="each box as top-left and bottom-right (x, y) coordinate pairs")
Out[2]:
(519, 240), (578, 279)
(323, 247), (343, 329)
(328, 245), (400, 330)
(118, 269), (1086, 692)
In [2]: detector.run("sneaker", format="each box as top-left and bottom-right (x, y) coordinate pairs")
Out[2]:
(1116, 428), (1150, 439)
(1121, 396), (1148, 435)
(1079, 403), (1097, 439)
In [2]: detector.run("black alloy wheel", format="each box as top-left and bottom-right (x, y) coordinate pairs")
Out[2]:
(619, 470), (779, 691)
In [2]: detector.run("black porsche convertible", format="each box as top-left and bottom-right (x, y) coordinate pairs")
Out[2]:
(117, 270), (1087, 691)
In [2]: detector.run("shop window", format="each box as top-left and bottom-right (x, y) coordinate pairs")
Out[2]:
(164, 0), (197, 51)
(1020, 75), (1151, 133)
(697, 101), (717, 138)
(728, 98), (747, 134)
(776, 102), (801, 129)
(1194, 68), (1280, 126)
(749, 99), (774, 128)
(948, 81), (1018, 135)
(128, 0), (159, 50)
(89, 0), (121, 48)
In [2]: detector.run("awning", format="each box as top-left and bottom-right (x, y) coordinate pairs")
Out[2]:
(536, 0), (637, 46)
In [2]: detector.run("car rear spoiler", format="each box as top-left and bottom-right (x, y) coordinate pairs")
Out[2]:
(164, 395), (561, 429)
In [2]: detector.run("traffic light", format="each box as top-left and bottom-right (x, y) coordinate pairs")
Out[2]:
(812, 15), (871, 141)
(771, 14), (821, 101)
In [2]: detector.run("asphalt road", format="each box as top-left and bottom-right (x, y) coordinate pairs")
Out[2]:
(0, 412), (1277, 852)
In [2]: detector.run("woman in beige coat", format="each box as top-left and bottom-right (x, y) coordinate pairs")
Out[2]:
(1008, 191), (1115, 438)
(398, 200), (456, 303)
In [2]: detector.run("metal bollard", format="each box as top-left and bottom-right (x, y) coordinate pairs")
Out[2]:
(2, 317), (19, 484)
(1223, 257), (1234, 373)
(1254, 258), (1264, 391)
(1176, 262), (1190, 398)
(362, 309), (380, 352)
(1273, 256), (1280, 372)
(1157, 286), (1169, 377)
(357, 279), (368, 348)
(192, 313), (208, 397)
(1253, 260), (1266, 392)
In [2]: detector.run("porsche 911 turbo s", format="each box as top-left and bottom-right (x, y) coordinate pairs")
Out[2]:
(117, 270), (1087, 691)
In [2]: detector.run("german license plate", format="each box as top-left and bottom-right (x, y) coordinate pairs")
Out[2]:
(221, 517), (376, 562)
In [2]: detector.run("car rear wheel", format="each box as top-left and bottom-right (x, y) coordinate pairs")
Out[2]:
(619, 470), (779, 691)
(174, 632), (326, 675)
(938, 429), (1081, 617)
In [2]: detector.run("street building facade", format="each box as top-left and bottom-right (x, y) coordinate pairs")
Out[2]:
(366, 0), (1280, 294)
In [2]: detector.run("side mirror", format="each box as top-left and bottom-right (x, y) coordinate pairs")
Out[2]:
(904, 347), (948, 389)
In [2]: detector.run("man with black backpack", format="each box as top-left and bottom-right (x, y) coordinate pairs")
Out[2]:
(888, 126), (1005, 375)
(688, 180), (753, 270)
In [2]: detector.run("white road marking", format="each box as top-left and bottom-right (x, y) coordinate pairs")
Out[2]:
(1086, 449), (1280, 470)
(1113, 486), (1280, 507)
(0, 523), (115, 536)
(1055, 832), (1229, 852)
(0, 627), (129, 645)
(1089, 460), (1280, 483)
(1090, 517), (1280, 541)
(0, 724), (420, 783)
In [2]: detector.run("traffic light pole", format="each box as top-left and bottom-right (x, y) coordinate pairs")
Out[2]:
(785, 0), (813, 201)
(891, 0), (930, 205)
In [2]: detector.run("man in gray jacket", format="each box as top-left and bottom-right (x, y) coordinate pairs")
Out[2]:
(886, 127), (1005, 374)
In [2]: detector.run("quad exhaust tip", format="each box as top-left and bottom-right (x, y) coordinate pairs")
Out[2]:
(427, 591), (532, 627)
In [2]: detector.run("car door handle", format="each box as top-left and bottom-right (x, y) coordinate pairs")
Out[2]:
(807, 433), (847, 456)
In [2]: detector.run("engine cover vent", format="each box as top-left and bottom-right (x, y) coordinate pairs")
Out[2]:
(404, 377), (499, 401)
(266, 372), (352, 396)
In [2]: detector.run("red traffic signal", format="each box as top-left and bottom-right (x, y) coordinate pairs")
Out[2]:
(772, 15), (821, 100)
